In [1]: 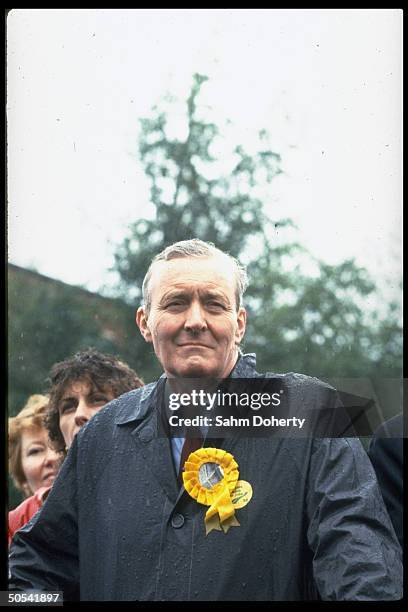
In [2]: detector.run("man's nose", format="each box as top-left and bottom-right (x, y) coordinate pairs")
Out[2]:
(184, 301), (207, 333)
(74, 399), (92, 428)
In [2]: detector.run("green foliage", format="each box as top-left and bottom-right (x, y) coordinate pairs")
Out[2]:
(247, 259), (401, 379)
(10, 274), (107, 417)
(113, 73), (402, 385)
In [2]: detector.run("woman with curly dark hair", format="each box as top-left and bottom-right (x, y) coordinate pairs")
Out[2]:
(9, 348), (143, 545)
(45, 348), (144, 452)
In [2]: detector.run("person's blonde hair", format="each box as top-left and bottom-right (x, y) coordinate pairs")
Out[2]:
(8, 394), (51, 497)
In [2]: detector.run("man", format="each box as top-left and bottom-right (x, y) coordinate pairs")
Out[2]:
(8, 348), (144, 545)
(9, 240), (402, 600)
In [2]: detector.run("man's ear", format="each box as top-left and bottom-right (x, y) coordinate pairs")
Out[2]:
(235, 307), (247, 346)
(136, 307), (152, 343)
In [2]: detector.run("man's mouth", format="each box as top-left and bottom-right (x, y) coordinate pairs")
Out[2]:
(178, 343), (212, 348)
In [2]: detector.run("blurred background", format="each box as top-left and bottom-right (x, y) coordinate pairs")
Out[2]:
(7, 9), (402, 505)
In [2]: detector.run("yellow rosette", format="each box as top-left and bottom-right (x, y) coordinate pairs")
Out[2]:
(182, 447), (241, 535)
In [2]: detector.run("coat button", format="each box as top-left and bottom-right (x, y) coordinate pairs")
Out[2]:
(171, 513), (185, 529)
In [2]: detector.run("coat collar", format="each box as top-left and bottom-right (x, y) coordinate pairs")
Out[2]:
(114, 376), (166, 426)
(230, 352), (257, 378)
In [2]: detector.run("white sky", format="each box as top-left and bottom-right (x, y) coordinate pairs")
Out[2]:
(7, 9), (402, 308)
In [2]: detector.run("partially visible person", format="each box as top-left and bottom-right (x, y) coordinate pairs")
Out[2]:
(8, 395), (63, 545)
(368, 413), (403, 548)
(8, 349), (144, 546)
(45, 348), (144, 452)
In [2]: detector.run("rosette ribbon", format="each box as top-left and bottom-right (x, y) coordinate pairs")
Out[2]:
(182, 447), (240, 535)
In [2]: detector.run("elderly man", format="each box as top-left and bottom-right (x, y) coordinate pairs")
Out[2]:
(9, 239), (402, 601)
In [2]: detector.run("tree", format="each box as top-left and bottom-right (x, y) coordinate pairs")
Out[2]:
(113, 73), (401, 387)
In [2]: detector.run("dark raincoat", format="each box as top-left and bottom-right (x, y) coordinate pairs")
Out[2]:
(9, 354), (402, 601)
(368, 414), (403, 548)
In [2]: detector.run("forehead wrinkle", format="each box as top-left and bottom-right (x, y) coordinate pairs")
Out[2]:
(149, 260), (239, 312)
(151, 259), (236, 286)
(159, 274), (233, 290)
(158, 286), (232, 308)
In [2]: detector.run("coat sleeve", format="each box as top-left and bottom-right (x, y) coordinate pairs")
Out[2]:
(9, 435), (80, 601)
(306, 436), (403, 600)
(367, 416), (403, 548)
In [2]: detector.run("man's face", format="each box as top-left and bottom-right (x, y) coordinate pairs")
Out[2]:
(58, 380), (115, 449)
(136, 257), (246, 379)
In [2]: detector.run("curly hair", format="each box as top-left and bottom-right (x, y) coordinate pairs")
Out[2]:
(45, 348), (144, 452)
(9, 394), (54, 497)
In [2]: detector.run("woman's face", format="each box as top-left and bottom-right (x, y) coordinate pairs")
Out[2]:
(58, 380), (115, 449)
(20, 427), (62, 495)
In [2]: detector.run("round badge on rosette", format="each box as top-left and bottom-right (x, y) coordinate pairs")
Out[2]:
(182, 447), (252, 535)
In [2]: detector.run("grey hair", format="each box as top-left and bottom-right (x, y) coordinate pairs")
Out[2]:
(142, 239), (248, 314)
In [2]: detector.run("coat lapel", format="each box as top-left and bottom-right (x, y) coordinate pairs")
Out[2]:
(131, 414), (180, 504)
(116, 378), (180, 504)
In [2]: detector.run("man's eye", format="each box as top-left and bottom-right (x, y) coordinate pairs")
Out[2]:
(165, 301), (184, 308)
(208, 301), (225, 309)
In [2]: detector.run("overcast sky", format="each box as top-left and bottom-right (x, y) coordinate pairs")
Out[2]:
(7, 9), (402, 309)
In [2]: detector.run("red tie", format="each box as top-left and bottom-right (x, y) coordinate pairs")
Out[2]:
(178, 433), (203, 483)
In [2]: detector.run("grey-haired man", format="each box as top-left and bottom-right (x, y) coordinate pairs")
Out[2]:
(9, 239), (402, 601)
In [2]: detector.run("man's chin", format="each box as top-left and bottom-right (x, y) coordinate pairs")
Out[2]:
(168, 358), (215, 379)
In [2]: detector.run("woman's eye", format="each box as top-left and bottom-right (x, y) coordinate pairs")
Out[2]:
(27, 447), (43, 456)
(91, 396), (107, 405)
(60, 403), (75, 414)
